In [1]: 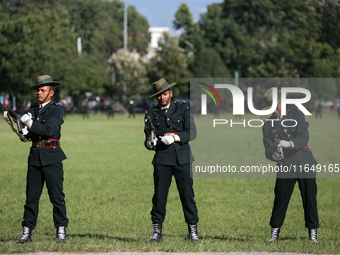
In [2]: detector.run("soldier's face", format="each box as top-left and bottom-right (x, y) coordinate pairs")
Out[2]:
(273, 103), (281, 118)
(156, 90), (172, 107)
(36, 86), (54, 104)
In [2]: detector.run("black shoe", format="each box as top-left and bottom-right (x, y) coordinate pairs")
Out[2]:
(268, 227), (280, 243)
(309, 228), (318, 244)
(56, 226), (66, 243)
(17, 226), (32, 244)
(188, 224), (199, 243)
(149, 223), (163, 243)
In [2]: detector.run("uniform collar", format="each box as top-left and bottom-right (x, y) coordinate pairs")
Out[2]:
(40, 101), (51, 109)
(157, 102), (173, 116)
(160, 102), (171, 111)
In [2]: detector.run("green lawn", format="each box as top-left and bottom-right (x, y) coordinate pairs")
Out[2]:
(0, 111), (339, 254)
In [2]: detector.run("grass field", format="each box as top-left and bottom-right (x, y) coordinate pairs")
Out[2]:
(0, 111), (339, 254)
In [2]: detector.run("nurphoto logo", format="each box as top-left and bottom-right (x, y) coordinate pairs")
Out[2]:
(195, 83), (311, 128)
(197, 84), (311, 116)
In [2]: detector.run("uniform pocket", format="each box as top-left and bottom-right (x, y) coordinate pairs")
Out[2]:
(152, 116), (165, 131)
(270, 132), (280, 140)
(170, 117), (184, 130)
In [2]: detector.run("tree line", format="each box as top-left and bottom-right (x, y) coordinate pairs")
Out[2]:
(0, 0), (339, 108)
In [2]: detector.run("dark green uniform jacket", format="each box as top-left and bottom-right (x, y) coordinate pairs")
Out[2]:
(145, 101), (196, 166)
(262, 105), (317, 172)
(26, 102), (66, 166)
(262, 105), (319, 229)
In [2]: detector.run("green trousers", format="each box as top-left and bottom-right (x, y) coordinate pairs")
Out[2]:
(270, 177), (319, 229)
(151, 163), (198, 224)
(22, 162), (68, 230)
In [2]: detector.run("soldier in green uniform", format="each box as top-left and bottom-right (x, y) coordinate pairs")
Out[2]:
(17, 75), (68, 244)
(262, 88), (319, 244)
(144, 78), (199, 243)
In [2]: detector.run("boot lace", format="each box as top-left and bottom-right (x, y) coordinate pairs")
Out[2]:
(21, 227), (31, 240)
(271, 227), (280, 238)
(152, 224), (160, 239)
(189, 224), (198, 240)
(57, 227), (66, 240)
(310, 228), (317, 240)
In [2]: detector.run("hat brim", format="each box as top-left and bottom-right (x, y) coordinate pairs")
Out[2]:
(30, 81), (60, 90)
(149, 82), (177, 98)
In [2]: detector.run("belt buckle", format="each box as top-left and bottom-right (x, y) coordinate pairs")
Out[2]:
(36, 140), (44, 148)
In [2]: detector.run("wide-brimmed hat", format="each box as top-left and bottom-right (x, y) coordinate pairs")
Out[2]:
(30, 75), (60, 90)
(149, 78), (176, 98)
(261, 87), (281, 110)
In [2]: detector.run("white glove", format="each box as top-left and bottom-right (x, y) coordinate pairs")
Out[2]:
(280, 140), (293, 148)
(146, 137), (158, 149)
(161, 135), (175, 145)
(21, 113), (33, 128)
(20, 126), (29, 136)
(272, 151), (284, 161)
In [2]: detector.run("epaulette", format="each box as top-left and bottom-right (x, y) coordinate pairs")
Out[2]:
(53, 102), (61, 106)
(147, 106), (157, 113)
(180, 100), (190, 110)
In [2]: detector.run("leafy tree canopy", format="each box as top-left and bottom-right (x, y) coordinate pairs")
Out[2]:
(146, 33), (191, 98)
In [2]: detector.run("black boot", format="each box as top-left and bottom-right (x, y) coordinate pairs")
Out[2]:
(56, 226), (66, 243)
(149, 223), (163, 243)
(268, 227), (280, 243)
(188, 224), (199, 243)
(309, 228), (318, 244)
(17, 226), (32, 244)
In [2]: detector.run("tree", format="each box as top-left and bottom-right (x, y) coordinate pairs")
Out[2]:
(188, 0), (322, 78)
(315, 0), (340, 50)
(66, 0), (105, 55)
(59, 54), (111, 107)
(173, 3), (205, 59)
(146, 33), (191, 98)
(125, 4), (151, 55)
(0, 6), (76, 100)
(0, 0), (151, 104)
(190, 48), (231, 78)
(86, 1), (151, 65)
(107, 50), (147, 102)
(173, 3), (193, 31)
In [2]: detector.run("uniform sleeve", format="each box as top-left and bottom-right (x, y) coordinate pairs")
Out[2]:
(177, 106), (196, 144)
(29, 106), (64, 137)
(144, 113), (150, 150)
(290, 111), (309, 150)
(144, 112), (156, 150)
(262, 124), (275, 161)
(19, 108), (34, 142)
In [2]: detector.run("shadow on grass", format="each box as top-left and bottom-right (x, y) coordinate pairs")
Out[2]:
(1, 233), (310, 244)
(151, 234), (249, 243)
(202, 234), (309, 242)
(279, 236), (309, 241)
(202, 234), (252, 242)
(44, 233), (138, 242)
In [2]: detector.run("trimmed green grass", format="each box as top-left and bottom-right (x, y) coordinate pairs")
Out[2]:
(0, 112), (339, 253)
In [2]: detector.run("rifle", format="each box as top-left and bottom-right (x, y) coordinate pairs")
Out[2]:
(0, 102), (30, 142)
(273, 137), (283, 159)
(144, 111), (156, 147)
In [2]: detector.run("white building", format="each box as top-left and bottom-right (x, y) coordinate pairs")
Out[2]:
(149, 27), (170, 48)
(111, 27), (170, 62)
(146, 27), (170, 60)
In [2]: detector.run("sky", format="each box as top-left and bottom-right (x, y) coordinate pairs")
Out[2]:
(125, 0), (223, 35)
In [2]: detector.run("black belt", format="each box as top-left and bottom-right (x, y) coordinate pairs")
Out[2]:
(32, 139), (60, 148)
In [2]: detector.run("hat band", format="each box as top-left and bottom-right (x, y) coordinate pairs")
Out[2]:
(37, 77), (54, 84)
(154, 81), (170, 93)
